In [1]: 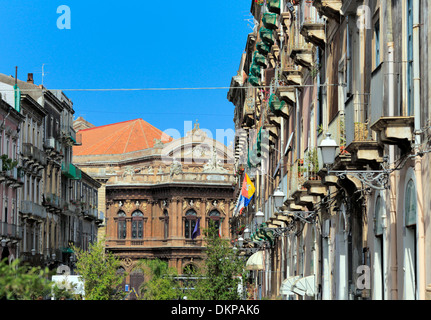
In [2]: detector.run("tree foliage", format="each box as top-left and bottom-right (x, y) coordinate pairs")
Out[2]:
(0, 258), (52, 300)
(187, 222), (246, 300)
(138, 258), (182, 300)
(72, 239), (127, 300)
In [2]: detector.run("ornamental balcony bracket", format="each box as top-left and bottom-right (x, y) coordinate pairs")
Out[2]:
(326, 156), (391, 191)
(277, 210), (317, 224)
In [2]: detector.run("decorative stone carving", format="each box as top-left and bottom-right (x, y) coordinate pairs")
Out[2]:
(153, 138), (164, 148)
(203, 147), (228, 173)
(170, 158), (183, 176)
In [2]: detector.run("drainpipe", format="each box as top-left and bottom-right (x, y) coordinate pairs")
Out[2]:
(412, 0), (425, 300)
(385, 0), (398, 300)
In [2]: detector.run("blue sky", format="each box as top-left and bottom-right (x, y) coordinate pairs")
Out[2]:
(0, 1), (252, 144)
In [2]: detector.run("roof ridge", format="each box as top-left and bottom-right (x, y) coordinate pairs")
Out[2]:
(123, 119), (138, 153)
(77, 118), (140, 132)
(138, 118), (150, 149)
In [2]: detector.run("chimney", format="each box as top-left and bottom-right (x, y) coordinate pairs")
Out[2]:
(27, 73), (34, 84)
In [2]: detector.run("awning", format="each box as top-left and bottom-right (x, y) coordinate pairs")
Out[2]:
(292, 275), (316, 297)
(245, 251), (264, 271)
(280, 275), (300, 295)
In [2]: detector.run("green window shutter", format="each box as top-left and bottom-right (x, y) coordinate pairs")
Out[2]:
(249, 63), (262, 78)
(253, 51), (267, 67)
(256, 41), (271, 56)
(259, 27), (274, 46)
(248, 75), (260, 87)
(269, 93), (286, 114)
(267, 0), (281, 14)
(262, 12), (278, 30)
(14, 84), (21, 112)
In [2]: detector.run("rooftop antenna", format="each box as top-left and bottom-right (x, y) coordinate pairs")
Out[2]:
(244, 13), (258, 32)
(41, 64), (47, 86)
(34, 64), (49, 86)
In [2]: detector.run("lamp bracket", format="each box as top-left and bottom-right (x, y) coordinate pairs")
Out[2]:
(329, 169), (389, 190)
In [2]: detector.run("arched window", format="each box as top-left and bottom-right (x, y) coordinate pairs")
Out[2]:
(208, 210), (221, 230)
(404, 178), (417, 299)
(184, 209), (197, 239)
(117, 211), (126, 239)
(131, 211), (144, 239)
(405, 179), (416, 227)
(163, 210), (169, 239)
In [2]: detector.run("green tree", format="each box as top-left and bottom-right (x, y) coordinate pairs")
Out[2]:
(0, 258), (53, 300)
(72, 239), (127, 300)
(187, 222), (246, 300)
(138, 258), (181, 300)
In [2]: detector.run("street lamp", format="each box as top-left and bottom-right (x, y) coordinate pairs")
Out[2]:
(243, 227), (251, 241)
(238, 236), (244, 248)
(272, 189), (317, 224)
(318, 132), (339, 165)
(318, 132), (390, 190)
(273, 187), (285, 209)
(255, 210), (264, 226)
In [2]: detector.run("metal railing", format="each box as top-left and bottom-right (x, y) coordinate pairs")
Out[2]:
(299, 0), (326, 26)
(21, 200), (47, 220)
(0, 221), (23, 239)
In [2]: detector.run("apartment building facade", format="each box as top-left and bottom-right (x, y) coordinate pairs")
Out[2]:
(228, 0), (431, 300)
(0, 72), (101, 271)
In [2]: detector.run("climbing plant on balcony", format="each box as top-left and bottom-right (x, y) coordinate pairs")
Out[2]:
(1, 154), (18, 171)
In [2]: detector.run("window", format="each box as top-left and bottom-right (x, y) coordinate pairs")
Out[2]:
(163, 210), (169, 239)
(131, 211), (144, 239)
(184, 209), (197, 239)
(208, 210), (221, 231)
(374, 195), (384, 300)
(117, 211), (126, 239)
(374, 196), (384, 236)
(374, 20), (380, 68)
(404, 177), (417, 299)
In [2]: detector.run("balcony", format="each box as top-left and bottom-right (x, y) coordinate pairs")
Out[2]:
(269, 93), (289, 119)
(313, 0), (342, 21)
(371, 117), (415, 153)
(44, 137), (55, 149)
(317, 112), (352, 173)
(61, 125), (81, 146)
(0, 221), (22, 240)
(262, 12), (278, 30)
(83, 208), (98, 220)
(344, 95), (383, 166)
(299, 0), (326, 48)
(20, 200), (47, 220)
(288, 22), (313, 69)
(61, 162), (82, 180)
(22, 143), (34, 162)
(22, 144), (47, 170)
(267, 0), (281, 14)
(43, 193), (62, 213)
(368, 63), (415, 153)
(242, 96), (256, 128)
(302, 148), (326, 197)
(281, 53), (302, 86)
(5, 167), (24, 188)
(288, 159), (313, 207)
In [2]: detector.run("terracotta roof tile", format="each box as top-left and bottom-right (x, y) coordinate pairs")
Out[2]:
(73, 118), (172, 156)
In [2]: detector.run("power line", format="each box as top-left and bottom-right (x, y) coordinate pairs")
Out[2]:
(1, 83), (344, 93)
